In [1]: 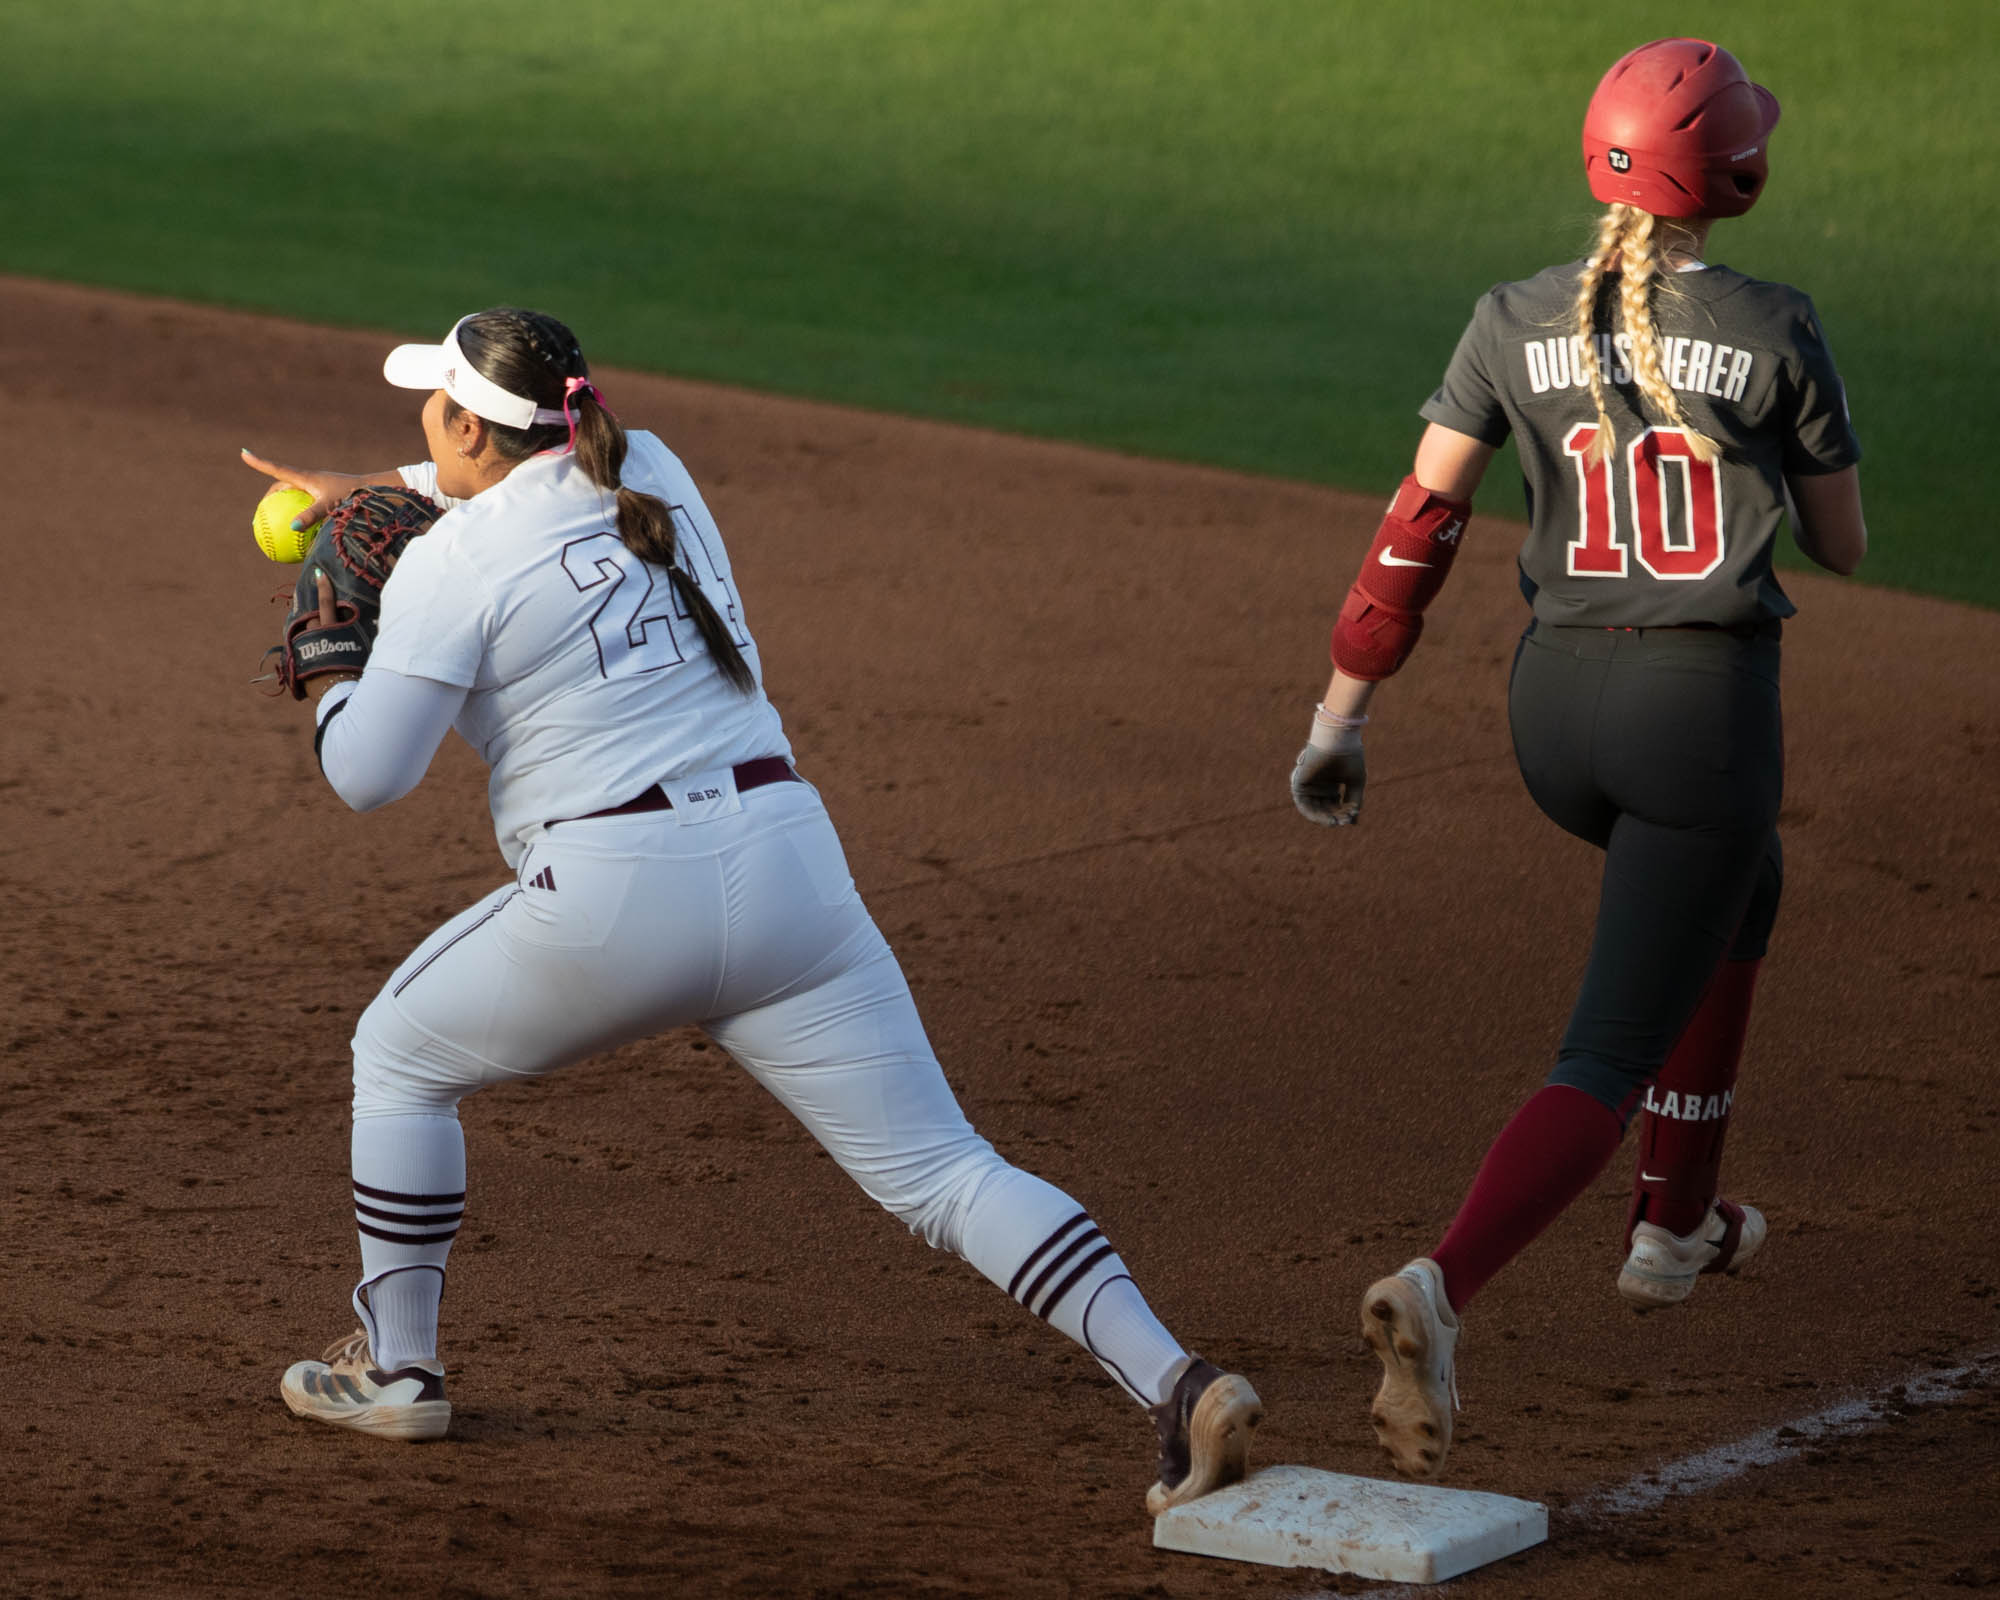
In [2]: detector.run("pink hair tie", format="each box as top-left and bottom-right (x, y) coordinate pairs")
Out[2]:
(558, 375), (616, 452)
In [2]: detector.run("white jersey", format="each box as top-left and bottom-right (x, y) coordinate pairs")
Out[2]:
(303, 407), (1194, 1441)
(371, 432), (790, 863)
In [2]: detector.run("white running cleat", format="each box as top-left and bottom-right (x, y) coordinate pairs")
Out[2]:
(1618, 1199), (1767, 1309)
(1360, 1257), (1460, 1479)
(280, 1328), (450, 1441)
(1145, 1355), (1264, 1515)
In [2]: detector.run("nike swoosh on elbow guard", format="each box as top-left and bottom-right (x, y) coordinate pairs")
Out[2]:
(1377, 550), (1434, 568)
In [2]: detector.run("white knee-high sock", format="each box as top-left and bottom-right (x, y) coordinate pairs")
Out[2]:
(366, 1267), (445, 1371)
(350, 1112), (464, 1367)
(956, 1165), (1186, 1405)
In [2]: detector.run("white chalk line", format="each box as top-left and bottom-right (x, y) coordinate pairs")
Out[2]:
(1283, 1345), (2000, 1597)
(1572, 1347), (1999, 1518)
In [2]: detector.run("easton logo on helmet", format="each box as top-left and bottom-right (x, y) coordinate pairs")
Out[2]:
(1608, 148), (1632, 172)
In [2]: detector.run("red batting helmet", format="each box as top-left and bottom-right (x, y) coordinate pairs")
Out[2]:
(1582, 39), (1781, 219)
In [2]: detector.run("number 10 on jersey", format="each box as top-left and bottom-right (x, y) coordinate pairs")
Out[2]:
(1563, 424), (1725, 580)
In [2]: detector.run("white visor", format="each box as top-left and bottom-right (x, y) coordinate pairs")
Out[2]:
(382, 318), (572, 430)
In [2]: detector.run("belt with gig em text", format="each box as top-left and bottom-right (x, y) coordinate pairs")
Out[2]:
(549, 757), (801, 827)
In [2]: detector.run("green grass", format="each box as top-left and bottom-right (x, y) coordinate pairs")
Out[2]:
(5, 0), (1993, 602)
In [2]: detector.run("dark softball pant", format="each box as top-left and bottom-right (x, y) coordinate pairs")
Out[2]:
(1508, 621), (1784, 1117)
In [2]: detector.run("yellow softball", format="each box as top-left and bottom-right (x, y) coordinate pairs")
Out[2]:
(252, 487), (323, 563)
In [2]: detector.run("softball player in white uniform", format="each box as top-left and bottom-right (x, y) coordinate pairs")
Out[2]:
(247, 307), (1259, 1512)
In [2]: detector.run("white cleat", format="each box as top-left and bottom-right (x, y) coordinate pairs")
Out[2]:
(281, 1328), (450, 1441)
(1145, 1356), (1264, 1515)
(1618, 1199), (1767, 1309)
(1360, 1257), (1460, 1479)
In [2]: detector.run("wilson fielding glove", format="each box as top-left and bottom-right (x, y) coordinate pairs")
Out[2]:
(263, 486), (441, 700)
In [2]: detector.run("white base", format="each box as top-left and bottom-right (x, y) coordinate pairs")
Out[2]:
(1152, 1465), (1546, 1584)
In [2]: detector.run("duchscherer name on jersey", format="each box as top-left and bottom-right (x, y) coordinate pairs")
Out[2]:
(1522, 333), (1754, 403)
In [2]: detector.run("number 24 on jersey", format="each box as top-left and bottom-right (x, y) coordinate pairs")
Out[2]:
(559, 510), (748, 679)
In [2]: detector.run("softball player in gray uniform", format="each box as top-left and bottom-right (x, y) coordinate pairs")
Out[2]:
(1288, 39), (1867, 1477)
(248, 307), (1260, 1512)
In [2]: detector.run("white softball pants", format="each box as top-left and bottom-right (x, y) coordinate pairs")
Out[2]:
(343, 779), (1185, 1404)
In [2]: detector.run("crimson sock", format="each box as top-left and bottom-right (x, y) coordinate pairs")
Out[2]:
(1628, 957), (1760, 1241)
(1429, 1085), (1624, 1313)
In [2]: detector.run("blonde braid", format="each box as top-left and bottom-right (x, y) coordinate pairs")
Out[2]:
(1611, 206), (1722, 464)
(1572, 206), (1630, 465)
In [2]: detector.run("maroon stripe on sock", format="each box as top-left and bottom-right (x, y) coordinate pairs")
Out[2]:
(1033, 1244), (1117, 1322)
(1017, 1227), (1104, 1312)
(354, 1200), (464, 1226)
(353, 1180), (466, 1206)
(1429, 1084), (1624, 1313)
(356, 1220), (461, 1246)
(1006, 1212), (1089, 1300)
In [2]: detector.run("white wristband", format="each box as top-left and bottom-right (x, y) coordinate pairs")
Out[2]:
(1314, 703), (1369, 729)
(1307, 702), (1367, 752)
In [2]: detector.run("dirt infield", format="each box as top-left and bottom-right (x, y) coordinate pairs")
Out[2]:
(3, 277), (1995, 1599)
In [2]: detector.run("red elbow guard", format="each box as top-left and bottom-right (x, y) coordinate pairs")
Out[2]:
(1329, 475), (1472, 680)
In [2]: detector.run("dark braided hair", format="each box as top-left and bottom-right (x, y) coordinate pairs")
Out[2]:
(445, 307), (755, 694)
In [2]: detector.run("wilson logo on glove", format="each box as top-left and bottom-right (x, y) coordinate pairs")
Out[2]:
(256, 486), (441, 701)
(297, 638), (359, 662)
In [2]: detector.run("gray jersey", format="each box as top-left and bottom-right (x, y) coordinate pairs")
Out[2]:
(1420, 262), (1860, 627)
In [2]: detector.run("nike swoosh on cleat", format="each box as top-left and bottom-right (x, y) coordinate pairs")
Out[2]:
(1641, 1172), (1665, 1182)
(1378, 550), (1433, 568)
